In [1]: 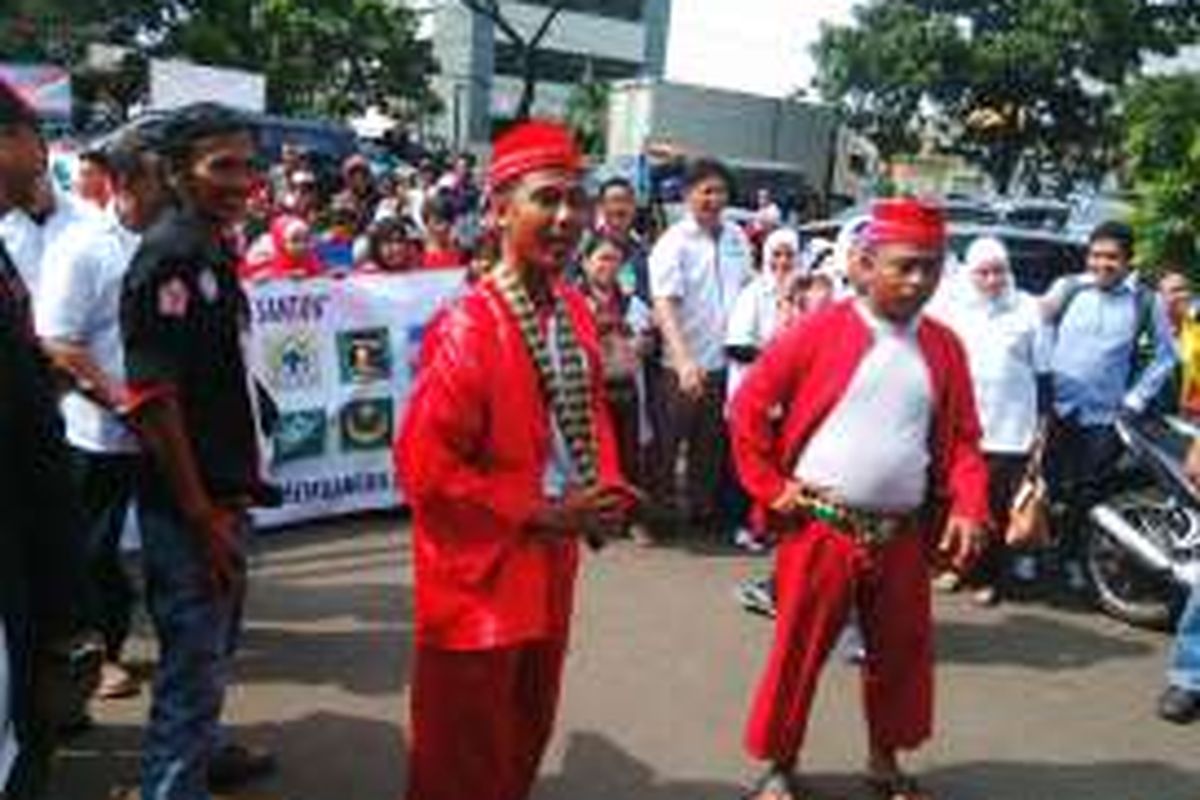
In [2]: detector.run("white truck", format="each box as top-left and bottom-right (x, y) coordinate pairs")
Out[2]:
(606, 78), (876, 214)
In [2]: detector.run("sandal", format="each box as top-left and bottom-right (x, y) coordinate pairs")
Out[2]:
(865, 773), (933, 800)
(744, 766), (815, 800)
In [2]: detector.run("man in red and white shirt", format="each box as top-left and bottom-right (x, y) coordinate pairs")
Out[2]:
(730, 198), (990, 800)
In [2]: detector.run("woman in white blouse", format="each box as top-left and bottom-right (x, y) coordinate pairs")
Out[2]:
(941, 236), (1049, 604)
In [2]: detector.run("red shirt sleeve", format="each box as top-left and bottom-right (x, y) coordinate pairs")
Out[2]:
(396, 298), (543, 534)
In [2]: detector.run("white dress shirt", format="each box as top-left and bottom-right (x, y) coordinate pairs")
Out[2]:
(649, 214), (752, 372)
(35, 211), (141, 454)
(794, 302), (933, 512)
(0, 189), (100, 297)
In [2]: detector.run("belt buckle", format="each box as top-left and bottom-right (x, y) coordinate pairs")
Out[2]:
(858, 513), (898, 546)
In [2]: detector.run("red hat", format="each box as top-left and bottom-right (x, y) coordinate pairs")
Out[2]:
(865, 197), (946, 250)
(488, 119), (582, 191)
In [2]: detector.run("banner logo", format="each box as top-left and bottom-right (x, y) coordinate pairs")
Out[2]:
(265, 330), (322, 392)
(337, 327), (392, 385)
(339, 398), (394, 452)
(273, 409), (328, 464)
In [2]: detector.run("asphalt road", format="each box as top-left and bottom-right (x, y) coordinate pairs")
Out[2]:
(51, 514), (1198, 800)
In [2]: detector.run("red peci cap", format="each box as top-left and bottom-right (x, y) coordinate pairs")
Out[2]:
(865, 197), (946, 250)
(488, 119), (582, 192)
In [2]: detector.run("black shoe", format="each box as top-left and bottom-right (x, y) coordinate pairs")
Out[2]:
(1157, 686), (1200, 724)
(208, 743), (277, 791)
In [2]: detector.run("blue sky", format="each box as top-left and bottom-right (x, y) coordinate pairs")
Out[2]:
(664, 0), (858, 97)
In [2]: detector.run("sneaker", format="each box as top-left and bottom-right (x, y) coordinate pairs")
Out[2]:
(971, 585), (1000, 607)
(1011, 554), (1038, 583)
(932, 571), (962, 593)
(208, 743), (277, 792)
(1063, 560), (1089, 593)
(734, 527), (768, 553)
(735, 577), (776, 618)
(835, 622), (867, 664)
(95, 661), (139, 700)
(628, 523), (655, 547)
(1158, 685), (1200, 724)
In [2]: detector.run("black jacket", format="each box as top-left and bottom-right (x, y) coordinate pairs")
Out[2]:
(0, 241), (84, 751)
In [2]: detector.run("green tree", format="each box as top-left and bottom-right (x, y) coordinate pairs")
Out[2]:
(161, 0), (439, 118)
(565, 75), (608, 158)
(1124, 74), (1200, 275)
(813, 0), (1200, 194)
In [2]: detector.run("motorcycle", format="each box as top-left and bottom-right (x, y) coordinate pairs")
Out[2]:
(1084, 413), (1200, 629)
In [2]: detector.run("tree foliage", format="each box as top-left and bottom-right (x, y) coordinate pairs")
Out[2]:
(565, 78), (608, 158)
(160, 0), (438, 118)
(1124, 74), (1200, 275)
(0, 0), (439, 120)
(813, 0), (1200, 194)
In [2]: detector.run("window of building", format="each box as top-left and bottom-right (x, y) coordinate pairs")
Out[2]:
(494, 43), (643, 83)
(514, 0), (645, 23)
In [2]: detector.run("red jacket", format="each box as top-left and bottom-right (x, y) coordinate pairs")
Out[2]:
(730, 299), (990, 537)
(396, 278), (622, 650)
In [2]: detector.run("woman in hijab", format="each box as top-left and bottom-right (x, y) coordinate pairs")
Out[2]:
(940, 236), (1049, 604)
(242, 214), (324, 281)
(726, 227), (803, 402)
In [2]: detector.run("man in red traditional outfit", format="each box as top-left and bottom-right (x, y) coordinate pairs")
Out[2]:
(395, 120), (632, 800)
(730, 198), (991, 800)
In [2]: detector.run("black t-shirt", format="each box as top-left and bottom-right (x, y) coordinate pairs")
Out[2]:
(120, 207), (259, 506)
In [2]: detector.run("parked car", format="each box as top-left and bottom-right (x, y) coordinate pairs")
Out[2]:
(998, 198), (1072, 232)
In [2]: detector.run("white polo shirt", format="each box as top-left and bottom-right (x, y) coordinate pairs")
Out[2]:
(35, 211), (141, 454)
(649, 214), (752, 372)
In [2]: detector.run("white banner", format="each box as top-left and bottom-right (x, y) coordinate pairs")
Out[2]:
(150, 59), (267, 113)
(245, 271), (465, 527)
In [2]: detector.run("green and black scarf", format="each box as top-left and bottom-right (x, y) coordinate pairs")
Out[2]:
(492, 268), (599, 489)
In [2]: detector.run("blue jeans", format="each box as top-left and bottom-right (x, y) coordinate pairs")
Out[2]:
(139, 503), (247, 800)
(1169, 583), (1200, 693)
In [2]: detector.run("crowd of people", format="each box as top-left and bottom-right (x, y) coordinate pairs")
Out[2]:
(1, 73), (1199, 800)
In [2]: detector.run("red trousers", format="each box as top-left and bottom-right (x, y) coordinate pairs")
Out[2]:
(745, 522), (933, 765)
(405, 640), (567, 800)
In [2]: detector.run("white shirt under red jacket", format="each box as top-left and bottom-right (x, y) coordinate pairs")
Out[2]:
(730, 298), (990, 533)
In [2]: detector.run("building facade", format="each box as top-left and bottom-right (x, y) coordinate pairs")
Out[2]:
(406, 0), (670, 148)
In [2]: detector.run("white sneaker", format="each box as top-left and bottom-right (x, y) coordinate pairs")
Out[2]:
(1012, 555), (1038, 583)
(734, 527), (768, 553)
(835, 622), (867, 664)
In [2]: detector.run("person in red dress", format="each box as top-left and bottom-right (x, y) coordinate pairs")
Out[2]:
(395, 120), (635, 800)
(730, 198), (991, 800)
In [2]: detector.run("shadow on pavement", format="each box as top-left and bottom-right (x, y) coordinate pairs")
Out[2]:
(538, 731), (744, 800)
(923, 758), (1200, 800)
(936, 612), (1154, 669)
(49, 711), (406, 800)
